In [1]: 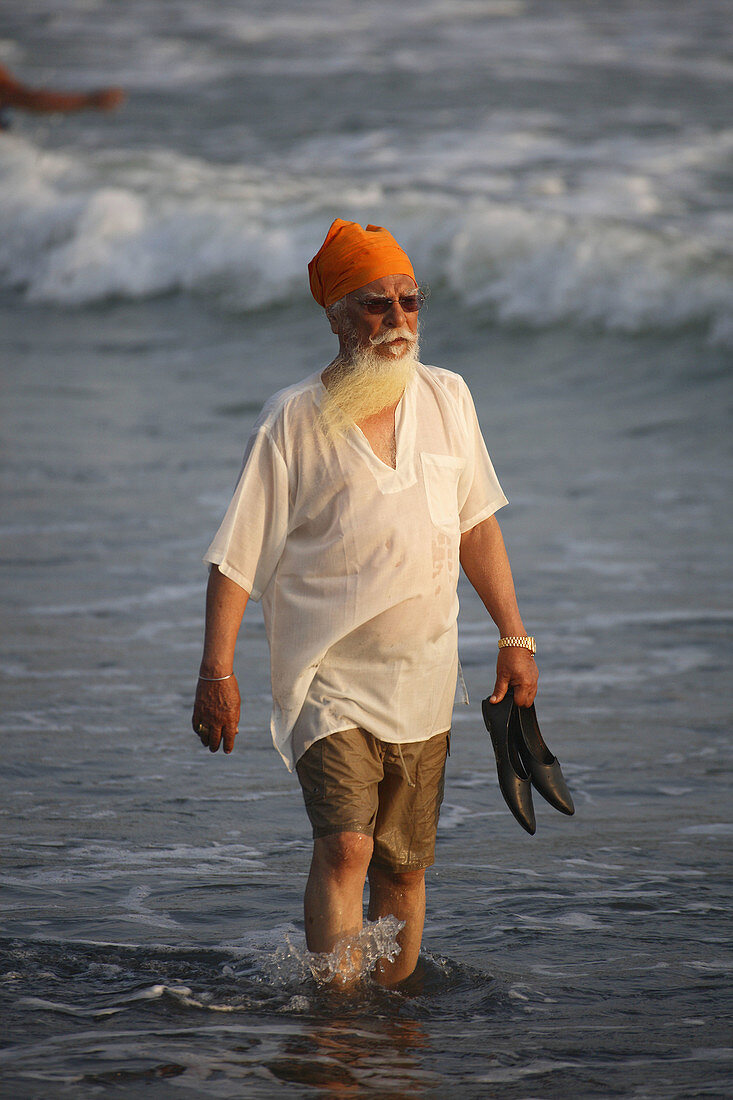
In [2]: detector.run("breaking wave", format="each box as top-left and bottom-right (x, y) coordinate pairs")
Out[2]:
(1, 128), (731, 344)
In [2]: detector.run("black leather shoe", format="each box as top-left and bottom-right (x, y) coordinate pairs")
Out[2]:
(482, 692), (536, 835)
(516, 703), (574, 816)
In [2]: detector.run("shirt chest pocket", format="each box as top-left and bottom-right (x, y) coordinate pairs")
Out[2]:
(420, 453), (466, 533)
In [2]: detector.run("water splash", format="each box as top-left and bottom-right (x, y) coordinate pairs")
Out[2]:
(267, 915), (405, 987)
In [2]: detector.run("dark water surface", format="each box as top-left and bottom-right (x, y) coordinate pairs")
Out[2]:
(2, 298), (730, 1098)
(2, 0), (732, 1095)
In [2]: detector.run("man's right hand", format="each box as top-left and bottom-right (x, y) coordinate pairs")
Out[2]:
(192, 675), (241, 755)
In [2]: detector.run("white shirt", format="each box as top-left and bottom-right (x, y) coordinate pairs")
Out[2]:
(205, 362), (507, 771)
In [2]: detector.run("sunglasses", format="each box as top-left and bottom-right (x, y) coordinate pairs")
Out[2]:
(354, 289), (427, 315)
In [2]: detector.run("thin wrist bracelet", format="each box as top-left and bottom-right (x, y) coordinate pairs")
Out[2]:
(498, 636), (536, 655)
(198, 672), (234, 681)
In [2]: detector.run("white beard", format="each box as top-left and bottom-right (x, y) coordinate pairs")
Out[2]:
(320, 326), (420, 442)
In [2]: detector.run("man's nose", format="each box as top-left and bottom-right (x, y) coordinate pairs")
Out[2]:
(382, 298), (408, 327)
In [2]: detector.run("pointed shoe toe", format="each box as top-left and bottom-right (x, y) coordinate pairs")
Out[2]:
(482, 694), (536, 835)
(516, 704), (574, 816)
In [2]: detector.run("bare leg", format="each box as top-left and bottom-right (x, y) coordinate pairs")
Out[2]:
(367, 863), (426, 986)
(304, 832), (373, 984)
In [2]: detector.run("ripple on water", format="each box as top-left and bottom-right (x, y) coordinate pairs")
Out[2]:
(1, 921), (502, 1026)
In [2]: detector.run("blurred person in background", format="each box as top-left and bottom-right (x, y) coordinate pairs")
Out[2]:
(0, 63), (124, 129)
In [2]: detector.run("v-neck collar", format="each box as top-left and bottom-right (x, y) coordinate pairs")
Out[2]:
(351, 375), (417, 492)
(316, 370), (418, 493)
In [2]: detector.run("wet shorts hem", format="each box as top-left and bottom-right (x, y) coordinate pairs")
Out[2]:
(368, 852), (436, 872)
(296, 727), (449, 872)
(310, 821), (376, 840)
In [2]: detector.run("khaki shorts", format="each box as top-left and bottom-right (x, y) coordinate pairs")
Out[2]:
(296, 727), (450, 872)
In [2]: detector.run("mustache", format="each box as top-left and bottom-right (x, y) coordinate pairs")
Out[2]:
(369, 326), (416, 346)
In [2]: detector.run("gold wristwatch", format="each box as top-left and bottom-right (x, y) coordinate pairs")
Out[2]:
(498, 635), (536, 656)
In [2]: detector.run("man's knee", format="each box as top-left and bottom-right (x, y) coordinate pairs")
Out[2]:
(369, 863), (425, 894)
(313, 831), (374, 881)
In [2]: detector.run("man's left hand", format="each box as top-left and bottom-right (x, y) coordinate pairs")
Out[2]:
(489, 648), (538, 708)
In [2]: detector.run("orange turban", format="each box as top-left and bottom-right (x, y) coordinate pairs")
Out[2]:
(308, 219), (416, 307)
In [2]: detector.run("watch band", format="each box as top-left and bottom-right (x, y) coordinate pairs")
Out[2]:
(498, 635), (536, 655)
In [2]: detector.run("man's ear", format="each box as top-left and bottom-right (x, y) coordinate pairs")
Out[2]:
(325, 305), (340, 335)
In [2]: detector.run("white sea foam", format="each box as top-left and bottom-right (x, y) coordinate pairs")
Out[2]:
(120, 885), (181, 931)
(1, 120), (731, 343)
(678, 823), (733, 837)
(29, 581), (202, 616)
(684, 959), (733, 973)
(0, 841), (268, 886)
(474, 1057), (586, 1083)
(437, 802), (475, 832)
(517, 912), (609, 931)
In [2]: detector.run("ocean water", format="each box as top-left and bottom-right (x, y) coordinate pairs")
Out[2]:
(1, 1), (731, 1097)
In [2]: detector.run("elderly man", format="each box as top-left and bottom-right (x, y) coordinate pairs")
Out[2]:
(192, 219), (537, 987)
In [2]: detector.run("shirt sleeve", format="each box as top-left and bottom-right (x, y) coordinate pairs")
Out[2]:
(204, 427), (290, 601)
(456, 378), (509, 532)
